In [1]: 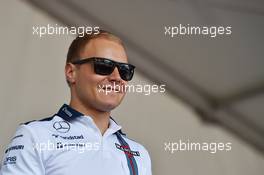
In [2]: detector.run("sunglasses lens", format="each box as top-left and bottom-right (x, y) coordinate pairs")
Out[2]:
(94, 59), (115, 75)
(91, 58), (135, 81)
(119, 64), (135, 81)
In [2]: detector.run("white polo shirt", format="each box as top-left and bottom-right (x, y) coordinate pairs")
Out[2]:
(0, 104), (152, 175)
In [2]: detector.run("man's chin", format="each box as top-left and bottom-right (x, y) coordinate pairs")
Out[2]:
(95, 93), (124, 112)
(96, 101), (121, 112)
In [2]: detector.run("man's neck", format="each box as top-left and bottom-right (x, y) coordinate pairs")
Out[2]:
(69, 100), (110, 136)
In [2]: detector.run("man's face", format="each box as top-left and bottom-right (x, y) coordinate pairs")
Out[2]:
(67, 38), (129, 112)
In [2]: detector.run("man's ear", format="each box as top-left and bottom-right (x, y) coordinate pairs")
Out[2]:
(65, 63), (77, 85)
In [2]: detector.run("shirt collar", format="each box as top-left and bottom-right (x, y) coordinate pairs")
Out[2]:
(56, 104), (125, 135)
(57, 104), (83, 121)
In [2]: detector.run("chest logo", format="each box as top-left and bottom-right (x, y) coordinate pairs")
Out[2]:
(115, 143), (140, 157)
(53, 121), (71, 133)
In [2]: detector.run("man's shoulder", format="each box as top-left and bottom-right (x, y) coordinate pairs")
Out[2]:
(22, 115), (57, 128)
(5, 116), (59, 148)
(121, 134), (150, 156)
(24, 115), (55, 124)
(120, 134), (152, 168)
(18, 115), (63, 139)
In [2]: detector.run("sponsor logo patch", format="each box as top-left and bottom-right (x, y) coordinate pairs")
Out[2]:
(115, 143), (140, 156)
(5, 145), (24, 154)
(3, 156), (17, 165)
(53, 121), (70, 133)
(52, 134), (84, 140)
(56, 142), (85, 149)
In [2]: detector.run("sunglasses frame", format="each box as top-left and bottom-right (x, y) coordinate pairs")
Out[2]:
(71, 57), (135, 81)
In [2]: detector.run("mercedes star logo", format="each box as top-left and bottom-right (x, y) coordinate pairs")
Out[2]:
(53, 121), (70, 133)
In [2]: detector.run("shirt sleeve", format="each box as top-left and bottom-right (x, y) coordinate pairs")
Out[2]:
(0, 124), (45, 175)
(139, 145), (152, 175)
(144, 149), (152, 175)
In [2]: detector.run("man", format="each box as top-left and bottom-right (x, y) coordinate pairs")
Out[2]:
(1, 30), (152, 175)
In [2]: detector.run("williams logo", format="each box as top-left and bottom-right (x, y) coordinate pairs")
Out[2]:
(53, 121), (71, 133)
(115, 143), (140, 156)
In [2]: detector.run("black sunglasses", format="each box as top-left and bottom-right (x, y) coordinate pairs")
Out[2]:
(71, 57), (135, 81)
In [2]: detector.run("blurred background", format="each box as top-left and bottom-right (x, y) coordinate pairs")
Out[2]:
(0, 0), (264, 174)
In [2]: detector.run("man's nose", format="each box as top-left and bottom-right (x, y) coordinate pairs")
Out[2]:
(108, 67), (122, 83)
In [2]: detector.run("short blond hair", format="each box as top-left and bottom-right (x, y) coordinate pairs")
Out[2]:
(66, 30), (124, 63)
